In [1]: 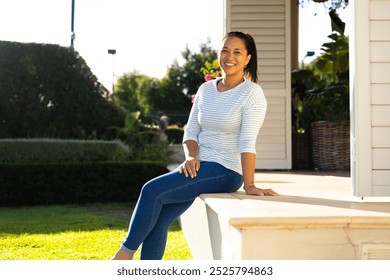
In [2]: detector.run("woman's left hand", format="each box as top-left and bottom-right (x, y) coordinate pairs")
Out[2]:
(179, 157), (201, 179)
(244, 185), (278, 196)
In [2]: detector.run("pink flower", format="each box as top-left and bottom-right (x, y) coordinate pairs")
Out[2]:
(204, 74), (213, 82)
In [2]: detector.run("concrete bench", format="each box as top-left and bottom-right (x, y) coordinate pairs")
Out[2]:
(180, 172), (390, 260)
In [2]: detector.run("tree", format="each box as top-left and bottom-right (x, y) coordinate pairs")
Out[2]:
(113, 39), (219, 115)
(113, 72), (159, 114)
(0, 41), (123, 139)
(169, 39), (218, 97)
(300, 0), (348, 10)
(114, 70), (192, 115)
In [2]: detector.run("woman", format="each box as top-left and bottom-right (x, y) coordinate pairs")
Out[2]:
(111, 31), (278, 260)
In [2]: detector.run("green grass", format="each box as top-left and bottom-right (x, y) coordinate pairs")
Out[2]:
(0, 203), (192, 260)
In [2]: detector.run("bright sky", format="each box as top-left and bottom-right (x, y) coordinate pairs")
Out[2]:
(0, 0), (350, 91)
(0, 0), (224, 90)
(299, 1), (351, 65)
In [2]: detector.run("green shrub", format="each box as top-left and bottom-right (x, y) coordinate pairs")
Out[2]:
(110, 111), (169, 161)
(0, 161), (168, 206)
(166, 127), (184, 144)
(0, 139), (130, 164)
(0, 41), (124, 139)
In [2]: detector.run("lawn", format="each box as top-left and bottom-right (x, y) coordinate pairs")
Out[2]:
(0, 203), (192, 260)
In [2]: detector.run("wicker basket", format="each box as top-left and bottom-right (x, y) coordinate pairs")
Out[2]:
(311, 120), (350, 171)
(292, 131), (313, 170)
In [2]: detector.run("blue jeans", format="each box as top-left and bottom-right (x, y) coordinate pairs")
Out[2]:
(120, 162), (243, 260)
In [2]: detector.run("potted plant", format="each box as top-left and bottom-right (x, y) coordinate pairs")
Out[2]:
(292, 19), (349, 170)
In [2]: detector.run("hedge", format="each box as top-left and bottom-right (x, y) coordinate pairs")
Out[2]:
(0, 162), (168, 206)
(0, 139), (131, 164)
(166, 127), (184, 144)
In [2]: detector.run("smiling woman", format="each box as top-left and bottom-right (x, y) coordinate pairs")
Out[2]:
(217, 31), (258, 90)
(110, 31), (276, 261)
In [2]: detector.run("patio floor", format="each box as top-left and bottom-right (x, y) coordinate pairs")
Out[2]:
(181, 170), (390, 259)
(253, 170), (390, 204)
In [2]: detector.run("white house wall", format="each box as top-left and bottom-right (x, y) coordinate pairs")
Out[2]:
(224, 0), (292, 169)
(371, 0), (390, 196)
(352, 0), (390, 197)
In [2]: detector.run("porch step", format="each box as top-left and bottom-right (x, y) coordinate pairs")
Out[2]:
(180, 172), (390, 260)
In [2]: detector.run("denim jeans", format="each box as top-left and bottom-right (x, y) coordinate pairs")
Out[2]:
(120, 161), (243, 260)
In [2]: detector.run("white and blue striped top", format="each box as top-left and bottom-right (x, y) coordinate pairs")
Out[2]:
(183, 77), (267, 175)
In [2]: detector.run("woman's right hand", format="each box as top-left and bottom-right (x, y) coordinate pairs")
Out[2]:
(179, 157), (201, 178)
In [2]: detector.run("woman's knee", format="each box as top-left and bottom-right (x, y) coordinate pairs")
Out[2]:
(140, 181), (159, 198)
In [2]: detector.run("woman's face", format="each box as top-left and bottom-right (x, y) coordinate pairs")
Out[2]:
(218, 36), (251, 78)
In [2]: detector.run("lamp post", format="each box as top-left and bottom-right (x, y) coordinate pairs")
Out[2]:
(108, 49), (116, 96)
(301, 51), (315, 68)
(71, 0), (76, 47)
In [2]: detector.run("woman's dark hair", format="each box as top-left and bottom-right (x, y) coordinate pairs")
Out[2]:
(223, 31), (258, 83)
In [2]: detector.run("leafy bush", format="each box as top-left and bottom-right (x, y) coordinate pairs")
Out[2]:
(292, 30), (349, 131)
(0, 139), (130, 164)
(166, 126), (184, 144)
(110, 112), (169, 161)
(0, 41), (124, 139)
(0, 139), (169, 206)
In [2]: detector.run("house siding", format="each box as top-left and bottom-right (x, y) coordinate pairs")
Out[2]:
(370, 0), (390, 196)
(225, 0), (291, 169)
(353, 0), (390, 196)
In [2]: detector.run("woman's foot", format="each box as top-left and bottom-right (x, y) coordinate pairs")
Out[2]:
(110, 248), (134, 260)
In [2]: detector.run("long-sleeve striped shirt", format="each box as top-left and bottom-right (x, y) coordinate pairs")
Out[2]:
(183, 77), (267, 175)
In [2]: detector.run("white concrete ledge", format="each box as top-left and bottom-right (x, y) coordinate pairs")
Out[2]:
(180, 172), (390, 260)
